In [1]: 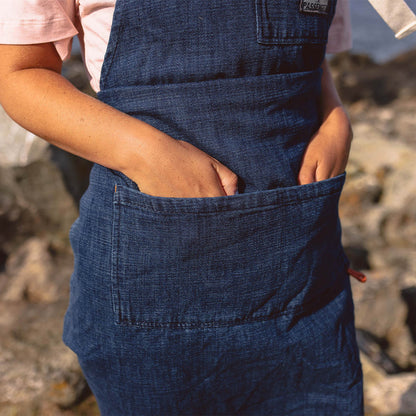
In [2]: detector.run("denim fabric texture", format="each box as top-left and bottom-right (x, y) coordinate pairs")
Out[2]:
(63, 0), (364, 414)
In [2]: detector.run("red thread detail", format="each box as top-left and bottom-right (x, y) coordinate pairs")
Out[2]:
(347, 267), (367, 283)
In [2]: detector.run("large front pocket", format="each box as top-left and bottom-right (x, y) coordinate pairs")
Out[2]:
(255, 0), (336, 45)
(111, 173), (348, 328)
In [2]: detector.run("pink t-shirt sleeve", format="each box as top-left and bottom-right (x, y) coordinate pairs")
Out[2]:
(327, 0), (352, 53)
(0, 0), (78, 61)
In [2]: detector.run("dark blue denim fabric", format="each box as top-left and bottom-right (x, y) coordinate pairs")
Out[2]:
(63, 0), (364, 414)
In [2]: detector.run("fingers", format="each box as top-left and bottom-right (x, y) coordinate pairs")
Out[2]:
(212, 161), (238, 196)
(298, 131), (350, 185)
(299, 159), (345, 185)
(298, 161), (317, 185)
(133, 138), (238, 197)
(314, 162), (334, 182)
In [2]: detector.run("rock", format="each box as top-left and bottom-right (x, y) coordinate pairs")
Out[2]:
(359, 352), (389, 415)
(330, 50), (416, 106)
(348, 96), (416, 148)
(330, 53), (397, 105)
(382, 156), (416, 211)
(357, 330), (401, 374)
(340, 115), (416, 276)
(0, 167), (24, 218)
(365, 372), (416, 415)
(342, 246), (370, 271)
(0, 227), (92, 414)
(368, 247), (416, 274)
(48, 368), (90, 409)
(330, 51), (377, 74)
(14, 160), (78, 238)
(0, 166), (35, 255)
(342, 206), (387, 251)
(360, 331), (416, 414)
(339, 170), (382, 217)
(0, 298), (92, 413)
(351, 270), (416, 370)
(360, 351), (386, 386)
(384, 50), (416, 99)
(347, 129), (413, 178)
(1, 238), (59, 303)
(382, 198), (416, 248)
(0, 107), (49, 168)
(402, 287), (416, 350)
(0, 300), (69, 401)
(351, 269), (404, 340)
(34, 395), (100, 416)
(386, 323), (416, 371)
(0, 160), (78, 257)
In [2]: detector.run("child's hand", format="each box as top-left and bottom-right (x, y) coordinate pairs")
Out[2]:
(298, 105), (352, 185)
(122, 133), (238, 198)
(298, 58), (352, 185)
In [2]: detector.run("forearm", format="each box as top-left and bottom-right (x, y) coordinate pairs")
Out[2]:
(320, 59), (342, 112)
(0, 66), (160, 178)
(319, 58), (352, 139)
(0, 43), (237, 197)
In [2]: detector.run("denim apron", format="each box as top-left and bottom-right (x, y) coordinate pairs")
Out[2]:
(63, 1), (364, 414)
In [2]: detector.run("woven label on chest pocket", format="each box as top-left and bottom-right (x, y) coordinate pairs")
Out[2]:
(299, 0), (330, 15)
(255, 0), (336, 45)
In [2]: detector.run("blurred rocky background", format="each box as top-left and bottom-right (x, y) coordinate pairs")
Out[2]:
(332, 50), (416, 415)
(1, 34), (416, 416)
(0, 52), (98, 416)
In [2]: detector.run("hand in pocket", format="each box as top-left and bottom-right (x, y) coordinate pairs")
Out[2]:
(298, 59), (353, 185)
(298, 105), (352, 185)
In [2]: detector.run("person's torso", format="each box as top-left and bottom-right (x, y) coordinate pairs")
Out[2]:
(97, 0), (337, 191)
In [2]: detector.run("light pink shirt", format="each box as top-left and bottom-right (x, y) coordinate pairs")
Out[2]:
(0, 0), (352, 92)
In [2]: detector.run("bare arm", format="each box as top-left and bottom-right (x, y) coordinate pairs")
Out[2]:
(0, 43), (237, 197)
(298, 58), (352, 185)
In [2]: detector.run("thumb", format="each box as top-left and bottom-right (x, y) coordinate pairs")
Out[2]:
(213, 162), (238, 196)
(298, 161), (317, 185)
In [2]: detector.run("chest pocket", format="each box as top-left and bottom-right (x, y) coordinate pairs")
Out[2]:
(256, 0), (337, 45)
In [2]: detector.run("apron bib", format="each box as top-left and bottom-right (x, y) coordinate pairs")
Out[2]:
(63, 1), (363, 414)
